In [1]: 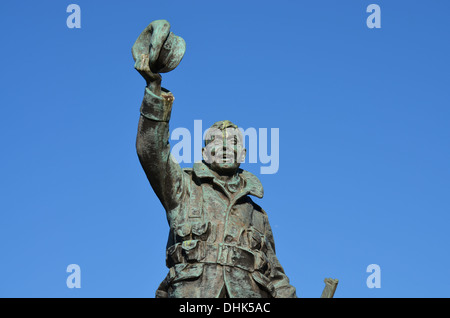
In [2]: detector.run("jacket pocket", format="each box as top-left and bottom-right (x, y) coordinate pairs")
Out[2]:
(181, 239), (206, 262)
(251, 271), (276, 297)
(175, 223), (192, 241)
(175, 221), (210, 241)
(191, 221), (210, 241)
(249, 227), (263, 250)
(170, 263), (204, 284)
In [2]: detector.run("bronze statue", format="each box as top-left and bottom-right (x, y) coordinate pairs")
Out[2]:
(132, 20), (333, 298)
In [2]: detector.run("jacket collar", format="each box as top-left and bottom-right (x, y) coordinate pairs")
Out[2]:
(193, 161), (264, 199)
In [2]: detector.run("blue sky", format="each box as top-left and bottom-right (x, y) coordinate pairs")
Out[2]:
(1, 0), (449, 298)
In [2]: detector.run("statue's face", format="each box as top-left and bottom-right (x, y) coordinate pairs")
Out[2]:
(202, 127), (246, 175)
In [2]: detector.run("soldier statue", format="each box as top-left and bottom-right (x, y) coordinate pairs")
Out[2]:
(132, 19), (297, 298)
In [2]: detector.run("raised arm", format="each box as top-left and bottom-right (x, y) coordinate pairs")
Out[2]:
(133, 20), (186, 211)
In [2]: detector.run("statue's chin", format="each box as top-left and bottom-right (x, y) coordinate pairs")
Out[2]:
(209, 162), (240, 176)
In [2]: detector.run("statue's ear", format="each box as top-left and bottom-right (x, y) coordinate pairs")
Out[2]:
(238, 148), (247, 163)
(202, 147), (213, 164)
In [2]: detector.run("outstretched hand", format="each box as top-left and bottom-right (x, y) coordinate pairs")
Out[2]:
(132, 20), (171, 85)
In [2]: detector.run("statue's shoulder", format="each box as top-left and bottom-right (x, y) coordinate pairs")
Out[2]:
(248, 198), (267, 215)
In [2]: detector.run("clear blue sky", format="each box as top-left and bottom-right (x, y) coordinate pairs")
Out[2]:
(1, 0), (449, 298)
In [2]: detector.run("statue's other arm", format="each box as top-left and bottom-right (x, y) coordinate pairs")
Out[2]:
(264, 214), (298, 298)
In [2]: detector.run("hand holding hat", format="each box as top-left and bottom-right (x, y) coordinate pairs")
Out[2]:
(132, 20), (186, 84)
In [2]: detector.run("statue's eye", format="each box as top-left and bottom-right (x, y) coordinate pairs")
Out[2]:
(207, 135), (216, 145)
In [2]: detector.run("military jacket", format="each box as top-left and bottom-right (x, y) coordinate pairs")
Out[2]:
(136, 87), (297, 298)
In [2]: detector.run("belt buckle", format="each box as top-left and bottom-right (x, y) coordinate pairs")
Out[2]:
(216, 243), (230, 266)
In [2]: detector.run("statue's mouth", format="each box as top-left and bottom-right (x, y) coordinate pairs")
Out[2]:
(220, 157), (235, 163)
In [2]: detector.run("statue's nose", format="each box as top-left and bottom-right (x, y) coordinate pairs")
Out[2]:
(221, 136), (228, 148)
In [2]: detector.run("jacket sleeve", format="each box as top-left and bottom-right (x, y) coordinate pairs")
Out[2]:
(263, 214), (298, 298)
(136, 87), (185, 211)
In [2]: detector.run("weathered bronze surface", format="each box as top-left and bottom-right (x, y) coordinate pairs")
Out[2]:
(132, 20), (336, 298)
(321, 278), (339, 298)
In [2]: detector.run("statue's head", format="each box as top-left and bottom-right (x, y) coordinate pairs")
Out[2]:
(202, 120), (246, 176)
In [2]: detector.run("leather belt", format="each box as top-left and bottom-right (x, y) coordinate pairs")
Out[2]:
(166, 240), (268, 273)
